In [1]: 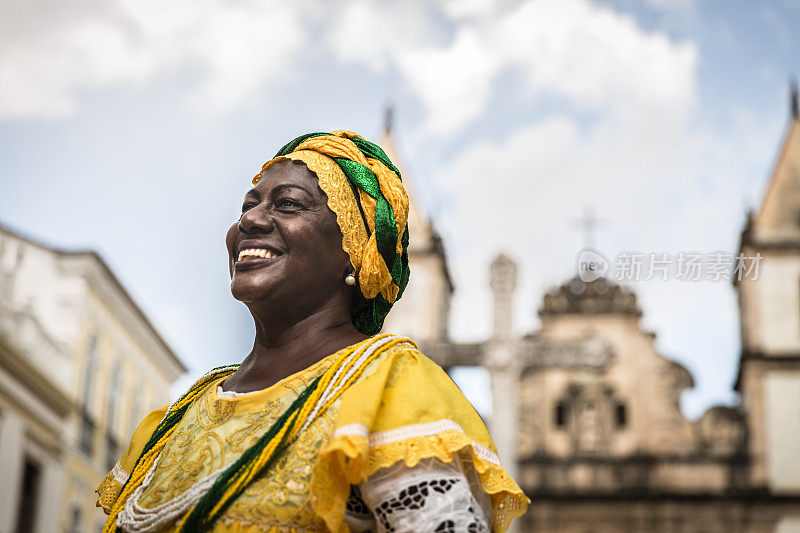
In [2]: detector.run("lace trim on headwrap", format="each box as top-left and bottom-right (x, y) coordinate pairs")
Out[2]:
(252, 131), (411, 335)
(293, 133), (408, 304)
(262, 151), (370, 274)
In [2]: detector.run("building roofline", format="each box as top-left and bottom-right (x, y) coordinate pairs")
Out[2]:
(0, 220), (187, 373)
(753, 105), (800, 225)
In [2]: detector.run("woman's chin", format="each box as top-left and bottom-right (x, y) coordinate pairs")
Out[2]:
(230, 280), (274, 303)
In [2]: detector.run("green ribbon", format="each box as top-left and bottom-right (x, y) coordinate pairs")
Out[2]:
(273, 132), (411, 335)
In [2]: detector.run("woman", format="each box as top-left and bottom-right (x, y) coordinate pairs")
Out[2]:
(97, 131), (528, 532)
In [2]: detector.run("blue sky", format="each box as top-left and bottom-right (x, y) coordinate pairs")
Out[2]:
(1, 0), (798, 419)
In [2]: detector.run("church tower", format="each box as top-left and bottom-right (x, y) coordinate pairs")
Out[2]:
(378, 108), (454, 341)
(735, 82), (800, 491)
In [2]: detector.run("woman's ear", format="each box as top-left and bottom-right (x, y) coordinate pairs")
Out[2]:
(342, 259), (357, 286)
(341, 257), (355, 277)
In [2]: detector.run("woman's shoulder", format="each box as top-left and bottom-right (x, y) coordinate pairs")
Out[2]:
(372, 335), (442, 369)
(120, 406), (168, 468)
(339, 335), (485, 435)
(96, 405), (168, 513)
(353, 335), (450, 388)
(137, 405), (169, 431)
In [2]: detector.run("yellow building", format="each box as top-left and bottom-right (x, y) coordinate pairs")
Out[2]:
(0, 222), (185, 533)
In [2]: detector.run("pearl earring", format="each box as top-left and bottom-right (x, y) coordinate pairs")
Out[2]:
(345, 274), (356, 286)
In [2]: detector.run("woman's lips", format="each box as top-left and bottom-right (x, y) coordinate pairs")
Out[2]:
(233, 254), (283, 272)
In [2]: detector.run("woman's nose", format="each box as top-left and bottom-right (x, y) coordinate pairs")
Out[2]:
(239, 204), (275, 234)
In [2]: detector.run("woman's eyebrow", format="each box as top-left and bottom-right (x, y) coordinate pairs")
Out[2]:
(272, 183), (314, 197)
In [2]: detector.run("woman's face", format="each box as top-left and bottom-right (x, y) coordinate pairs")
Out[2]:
(226, 159), (352, 313)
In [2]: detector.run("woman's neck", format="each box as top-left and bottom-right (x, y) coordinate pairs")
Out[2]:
(221, 304), (369, 394)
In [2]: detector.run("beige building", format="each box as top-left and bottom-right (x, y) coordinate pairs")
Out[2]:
(385, 88), (800, 531)
(735, 82), (800, 494)
(0, 223), (185, 533)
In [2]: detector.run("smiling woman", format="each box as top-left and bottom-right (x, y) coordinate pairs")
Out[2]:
(95, 131), (528, 533)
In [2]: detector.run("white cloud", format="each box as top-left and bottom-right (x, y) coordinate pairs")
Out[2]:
(328, 0), (445, 72)
(493, 0), (697, 114)
(2, 0), (696, 130)
(0, 0), (310, 117)
(326, 0), (697, 135)
(395, 28), (502, 135)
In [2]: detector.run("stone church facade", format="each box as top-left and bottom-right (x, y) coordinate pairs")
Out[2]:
(382, 87), (800, 531)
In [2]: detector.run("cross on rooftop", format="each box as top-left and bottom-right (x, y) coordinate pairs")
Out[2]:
(571, 206), (606, 250)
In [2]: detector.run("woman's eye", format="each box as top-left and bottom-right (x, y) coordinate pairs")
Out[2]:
(241, 203), (257, 213)
(276, 198), (302, 209)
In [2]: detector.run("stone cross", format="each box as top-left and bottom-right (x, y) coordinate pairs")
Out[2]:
(486, 255), (520, 475)
(571, 206), (605, 250)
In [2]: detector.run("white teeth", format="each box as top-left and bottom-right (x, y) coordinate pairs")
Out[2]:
(237, 248), (277, 261)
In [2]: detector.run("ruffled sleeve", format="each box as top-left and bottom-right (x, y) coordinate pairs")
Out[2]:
(95, 406), (167, 514)
(310, 343), (528, 532)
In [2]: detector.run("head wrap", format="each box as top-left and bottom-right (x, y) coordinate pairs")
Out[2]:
(253, 131), (410, 335)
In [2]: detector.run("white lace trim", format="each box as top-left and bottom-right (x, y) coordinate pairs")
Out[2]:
(112, 462), (129, 484)
(332, 419), (502, 466)
(354, 457), (491, 533)
(216, 386), (258, 399)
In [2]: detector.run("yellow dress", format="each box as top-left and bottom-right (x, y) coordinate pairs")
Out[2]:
(97, 338), (528, 532)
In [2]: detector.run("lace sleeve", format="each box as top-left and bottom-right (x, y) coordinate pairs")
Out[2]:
(344, 454), (492, 533)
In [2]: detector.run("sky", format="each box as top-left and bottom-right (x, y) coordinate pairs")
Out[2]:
(1, 0), (798, 419)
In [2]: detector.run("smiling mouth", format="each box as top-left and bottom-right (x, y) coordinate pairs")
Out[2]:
(237, 248), (279, 262)
(234, 248), (283, 271)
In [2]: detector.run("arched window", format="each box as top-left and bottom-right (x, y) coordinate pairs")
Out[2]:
(105, 360), (121, 428)
(14, 457), (41, 533)
(615, 402), (627, 428)
(554, 401), (567, 428)
(105, 360), (121, 470)
(81, 334), (98, 408)
(79, 334), (98, 456)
